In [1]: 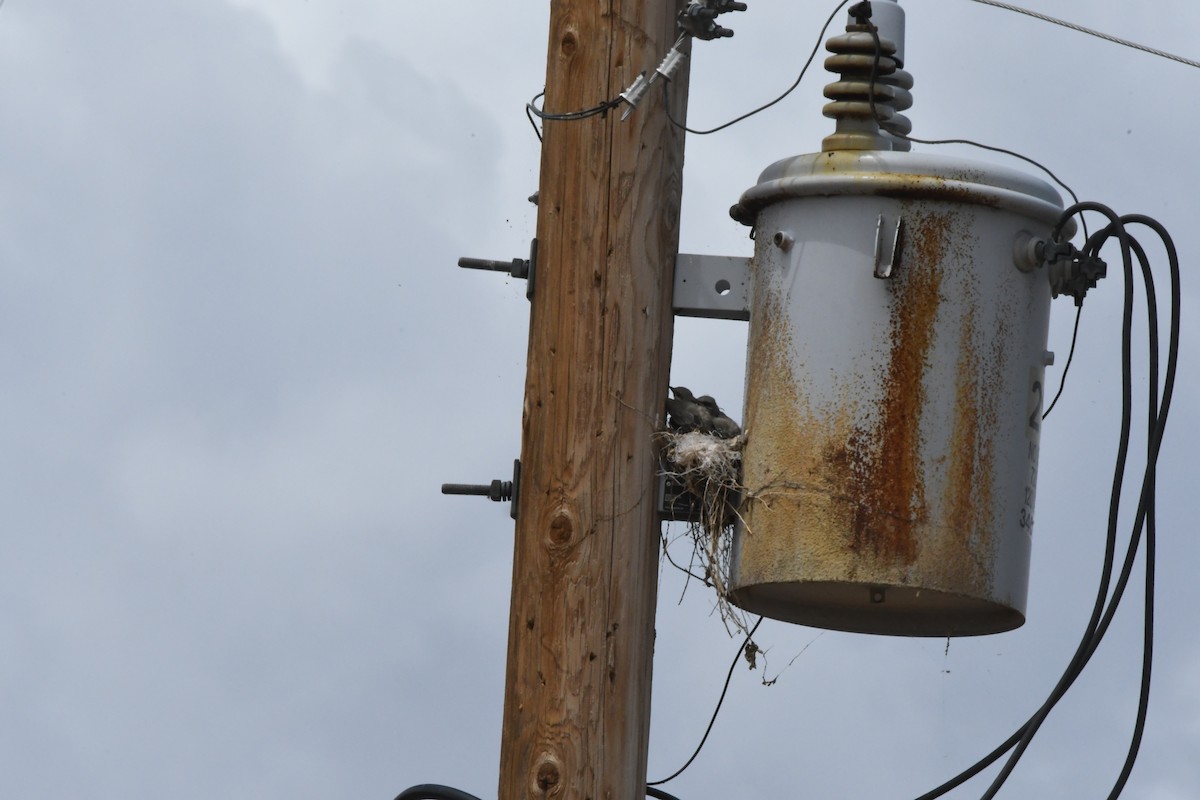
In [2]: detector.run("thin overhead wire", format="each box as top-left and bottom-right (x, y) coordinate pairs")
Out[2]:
(860, 23), (1084, 225)
(1042, 304), (1083, 421)
(663, 0), (853, 135)
(648, 616), (765, 787)
(970, 0), (1200, 70)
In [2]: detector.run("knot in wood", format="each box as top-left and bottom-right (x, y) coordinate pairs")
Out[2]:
(547, 511), (574, 547)
(535, 759), (561, 792)
(559, 29), (577, 57)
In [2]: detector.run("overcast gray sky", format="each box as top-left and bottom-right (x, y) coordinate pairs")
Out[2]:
(2, 1), (1197, 798)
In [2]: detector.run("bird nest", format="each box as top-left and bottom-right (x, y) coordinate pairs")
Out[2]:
(658, 429), (752, 636)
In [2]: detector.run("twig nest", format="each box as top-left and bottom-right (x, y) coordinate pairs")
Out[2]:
(659, 429), (751, 636)
(663, 431), (744, 486)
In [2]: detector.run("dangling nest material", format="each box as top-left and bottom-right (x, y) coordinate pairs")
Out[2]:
(658, 430), (752, 636)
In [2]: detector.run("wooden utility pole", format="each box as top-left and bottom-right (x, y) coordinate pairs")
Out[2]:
(498, 0), (690, 797)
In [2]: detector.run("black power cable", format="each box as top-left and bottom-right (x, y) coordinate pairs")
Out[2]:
(1094, 214), (1177, 798)
(525, 90), (545, 142)
(393, 614), (769, 800)
(1042, 304), (1083, 421)
(904, 205), (1180, 799)
(648, 616), (765, 787)
(395, 781), (683, 799)
(1021, 213), (1173, 798)
(975, 204), (1135, 799)
(394, 785), (483, 800)
(525, 88), (624, 142)
(526, 92), (624, 122)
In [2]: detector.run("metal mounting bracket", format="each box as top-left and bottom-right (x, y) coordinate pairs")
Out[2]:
(657, 472), (701, 523)
(673, 253), (750, 321)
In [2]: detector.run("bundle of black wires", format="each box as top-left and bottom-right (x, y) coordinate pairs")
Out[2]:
(849, 13), (1182, 789)
(909, 206), (1180, 799)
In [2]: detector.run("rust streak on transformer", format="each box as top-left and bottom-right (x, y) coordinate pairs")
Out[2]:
(943, 305), (991, 590)
(844, 208), (950, 565)
(739, 208), (958, 575)
(939, 270), (1011, 594)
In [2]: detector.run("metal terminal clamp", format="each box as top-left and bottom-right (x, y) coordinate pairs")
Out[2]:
(621, 1), (746, 120)
(1013, 232), (1106, 305)
(678, 0), (747, 40)
(1043, 241), (1106, 305)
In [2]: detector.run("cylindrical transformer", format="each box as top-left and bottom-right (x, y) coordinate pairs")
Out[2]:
(727, 150), (1070, 636)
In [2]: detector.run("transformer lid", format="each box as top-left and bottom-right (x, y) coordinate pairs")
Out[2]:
(730, 149), (1071, 232)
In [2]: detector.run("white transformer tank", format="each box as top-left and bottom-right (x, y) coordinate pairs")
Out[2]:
(727, 149), (1069, 636)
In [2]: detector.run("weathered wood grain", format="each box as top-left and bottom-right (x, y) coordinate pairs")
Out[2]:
(497, 1), (690, 797)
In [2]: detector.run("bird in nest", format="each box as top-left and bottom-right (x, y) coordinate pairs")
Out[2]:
(665, 386), (741, 438)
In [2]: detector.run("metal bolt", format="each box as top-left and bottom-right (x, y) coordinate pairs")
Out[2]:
(456, 239), (537, 300)
(441, 480), (512, 502)
(441, 459), (522, 520)
(457, 256), (528, 279)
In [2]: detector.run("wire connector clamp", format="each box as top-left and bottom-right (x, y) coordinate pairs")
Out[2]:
(1042, 240), (1107, 305)
(678, 0), (747, 41)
